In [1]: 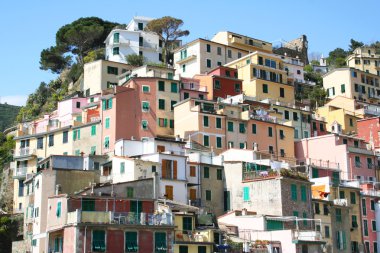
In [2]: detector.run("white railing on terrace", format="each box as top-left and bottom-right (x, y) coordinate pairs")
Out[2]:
(15, 148), (36, 157)
(13, 167), (27, 178)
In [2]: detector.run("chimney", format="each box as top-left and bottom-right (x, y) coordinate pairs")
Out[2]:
(55, 184), (61, 195)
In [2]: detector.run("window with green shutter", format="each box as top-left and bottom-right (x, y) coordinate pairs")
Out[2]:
(167, 72), (173, 80)
(291, 184), (297, 200)
(227, 122), (234, 132)
(91, 146), (96, 155)
(105, 118), (110, 129)
(268, 127), (273, 137)
(206, 190), (212, 201)
(54, 237), (63, 252)
(198, 246), (207, 253)
(82, 199), (95, 211)
(158, 99), (165, 110)
(142, 101), (150, 112)
(142, 120), (148, 130)
(203, 135), (209, 147)
(332, 172), (340, 185)
(171, 83), (178, 93)
(171, 101), (177, 111)
(341, 84), (345, 93)
(352, 215), (358, 228)
(267, 220), (283, 231)
(113, 33), (119, 43)
(206, 59), (211, 68)
(113, 47), (119, 55)
(302, 212), (308, 225)
(142, 85), (150, 93)
(169, 119), (174, 129)
(104, 136), (110, 149)
(214, 80), (221, 89)
(125, 231), (138, 252)
(312, 168), (319, 178)
(293, 211), (299, 225)
(75, 149), (80, 156)
(239, 123), (245, 133)
(107, 66), (118, 75)
(179, 246), (188, 253)
(158, 81), (165, 91)
(182, 216), (192, 231)
(336, 208), (342, 222)
(239, 143), (245, 149)
(301, 186), (307, 202)
(252, 124), (257, 134)
(126, 187), (134, 198)
(263, 84), (268, 93)
(364, 220), (368, 236)
(216, 118), (222, 128)
(92, 230), (106, 252)
(120, 162), (125, 174)
(216, 137), (222, 148)
(56, 202), (61, 217)
(350, 192), (356, 204)
(243, 186), (250, 201)
(91, 125), (96, 136)
(204, 167), (209, 178)
(154, 232), (167, 253)
(203, 116), (209, 127)
(107, 99), (113, 109)
(217, 169), (222, 180)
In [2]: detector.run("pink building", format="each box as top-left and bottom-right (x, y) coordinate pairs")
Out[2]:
(360, 183), (380, 253)
(295, 134), (377, 182)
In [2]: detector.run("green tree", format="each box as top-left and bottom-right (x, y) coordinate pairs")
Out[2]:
(126, 54), (145, 66)
(39, 46), (71, 74)
(83, 48), (105, 64)
(0, 216), (21, 252)
(348, 39), (364, 53)
(40, 17), (119, 73)
(145, 16), (189, 63)
(327, 48), (348, 67)
(308, 85), (327, 109)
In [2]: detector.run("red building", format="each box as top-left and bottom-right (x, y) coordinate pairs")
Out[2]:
(357, 117), (380, 150)
(46, 195), (174, 253)
(194, 66), (243, 101)
(310, 118), (328, 137)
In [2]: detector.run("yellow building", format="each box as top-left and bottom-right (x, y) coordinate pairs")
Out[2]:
(225, 52), (295, 104)
(315, 96), (363, 134)
(173, 212), (219, 253)
(211, 31), (273, 53)
(323, 67), (380, 104)
(346, 47), (380, 76)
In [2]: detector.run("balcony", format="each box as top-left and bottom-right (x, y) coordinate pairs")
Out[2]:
(174, 229), (214, 244)
(13, 167), (27, 179)
(181, 82), (207, 92)
(292, 230), (323, 242)
(176, 55), (197, 65)
(361, 190), (380, 197)
(190, 198), (202, 208)
(140, 42), (159, 51)
(67, 210), (174, 226)
(14, 148), (36, 159)
(333, 198), (348, 206)
(347, 146), (374, 156)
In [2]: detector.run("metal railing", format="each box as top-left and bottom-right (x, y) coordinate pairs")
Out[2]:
(13, 167), (27, 178)
(67, 210), (173, 226)
(174, 229), (213, 243)
(181, 82), (207, 92)
(14, 148), (36, 157)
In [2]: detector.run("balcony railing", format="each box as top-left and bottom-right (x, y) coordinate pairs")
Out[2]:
(181, 82), (207, 92)
(14, 148), (36, 158)
(361, 190), (380, 197)
(333, 198), (348, 206)
(174, 229), (214, 243)
(347, 146), (374, 156)
(67, 210), (173, 226)
(13, 167), (27, 179)
(292, 230), (322, 242)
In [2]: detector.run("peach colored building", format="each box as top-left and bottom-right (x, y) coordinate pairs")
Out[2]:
(180, 77), (208, 100)
(174, 98), (295, 159)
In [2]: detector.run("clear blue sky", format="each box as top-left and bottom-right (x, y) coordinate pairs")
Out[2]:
(0, 0), (379, 106)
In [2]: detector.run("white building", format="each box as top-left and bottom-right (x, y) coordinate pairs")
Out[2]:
(104, 16), (163, 64)
(173, 38), (249, 78)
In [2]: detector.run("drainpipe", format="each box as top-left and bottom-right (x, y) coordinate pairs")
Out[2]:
(84, 226), (87, 253)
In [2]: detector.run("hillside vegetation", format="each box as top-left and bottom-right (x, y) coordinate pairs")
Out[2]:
(0, 104), (20, 132)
